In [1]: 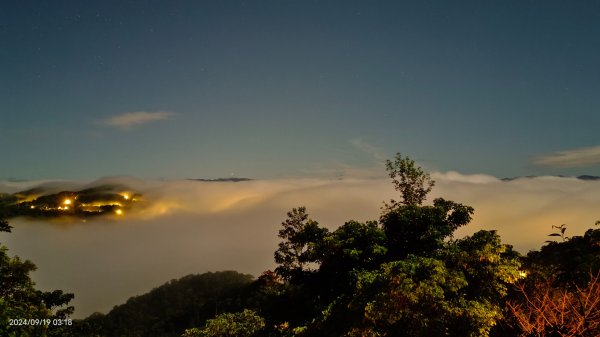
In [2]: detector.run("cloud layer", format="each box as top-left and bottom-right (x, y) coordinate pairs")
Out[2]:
(534, 145), (600, 168)
(3, 174), (600, 318)
(102, 111), (175, 130)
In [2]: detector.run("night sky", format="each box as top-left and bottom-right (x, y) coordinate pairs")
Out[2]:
(2, 1), (599, 180)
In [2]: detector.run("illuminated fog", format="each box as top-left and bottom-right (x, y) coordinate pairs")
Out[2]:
(2, 174), (599, 317)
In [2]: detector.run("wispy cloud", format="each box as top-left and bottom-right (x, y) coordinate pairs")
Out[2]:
(351, 138), (387, 161)
(534, 145), (600, 168)
(102, 111), (175, 130)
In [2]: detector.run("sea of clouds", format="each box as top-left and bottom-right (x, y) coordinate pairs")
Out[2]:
(1, 173), (599, 317)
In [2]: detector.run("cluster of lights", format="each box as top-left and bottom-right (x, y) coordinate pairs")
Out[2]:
(57, 198), (72, 211)
(116, 193), (131, 215)
(62, 196), (125, 215)
(18, 192), (135, 217)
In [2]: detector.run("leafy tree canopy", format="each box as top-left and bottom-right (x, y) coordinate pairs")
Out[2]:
(384, 153), (435, 207)
(261, 154), (521, 337)
(0, 218), (74, 337)
(181, 309), (265, 337)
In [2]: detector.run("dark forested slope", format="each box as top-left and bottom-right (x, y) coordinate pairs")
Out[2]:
(71, 271), (256, 337)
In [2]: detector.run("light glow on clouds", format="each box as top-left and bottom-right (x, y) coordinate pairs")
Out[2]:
(3, 173), (600, 318)
(101, 111), (175, 130)
(534, 145), (600, 168)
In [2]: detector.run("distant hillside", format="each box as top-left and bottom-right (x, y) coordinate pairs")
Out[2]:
(0, 184), (140, 219)
(577, 175), (600, 181)
(70, 271), (256, 337)
(187, 178), (254, 182)
(501, 175), (600, 181)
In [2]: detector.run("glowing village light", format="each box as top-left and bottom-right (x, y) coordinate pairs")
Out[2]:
(115, 209), (123, 215)
(63, 199), (72, 205)
(122, 194), (130, 200)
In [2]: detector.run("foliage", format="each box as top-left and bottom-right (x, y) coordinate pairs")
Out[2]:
(507, 272), (600, 337)
(318, 220), (387, 277)
(502, 224), (600, 337)
(384, 153), (435, 207)
(261, 154), (520, 337)
(274, 207), (328, 281)
(0, 218), (12, 232)
(547, 224), (569, 242)
(526, 226), (600, 288)
(0, 218), (74, 337)
(444, 230), (523, 300)
(341, 228), (523, 337)
(381, 198), (474, 259)
(181, 309), (265, 337)
(71, 271), (256, 337)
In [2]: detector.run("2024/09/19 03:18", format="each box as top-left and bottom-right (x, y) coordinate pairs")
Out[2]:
(8, 318), (73, 326)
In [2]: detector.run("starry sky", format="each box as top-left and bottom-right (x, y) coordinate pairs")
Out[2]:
(2, 0), (599, 180)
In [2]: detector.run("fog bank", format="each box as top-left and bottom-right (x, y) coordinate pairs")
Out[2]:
(2, 174), (599, 317)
